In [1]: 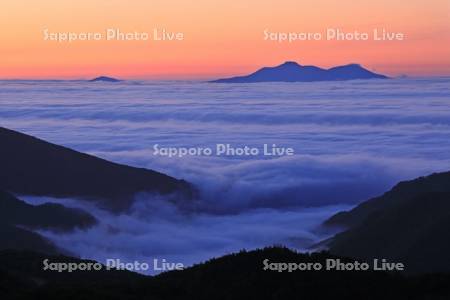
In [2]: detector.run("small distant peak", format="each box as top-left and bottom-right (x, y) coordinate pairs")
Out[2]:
(89, 76), (121, 82)
(344, 63), (362, 68)
(280, 61), (301, 67)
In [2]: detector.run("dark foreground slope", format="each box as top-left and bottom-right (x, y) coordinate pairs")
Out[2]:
(0, 190), (96, 253)
(0, 250), (146, 299)
(1, 247), (449, 300)
(211, 61), (387, 83)
(0, 127), (193, 211)
(324, 171), (450, 273)
(0, 225), (59, 255)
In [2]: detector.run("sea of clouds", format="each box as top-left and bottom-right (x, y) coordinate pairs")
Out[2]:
(1, 77), (449, 273)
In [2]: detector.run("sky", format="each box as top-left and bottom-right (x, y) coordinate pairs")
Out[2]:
(1, 0), (449, 79)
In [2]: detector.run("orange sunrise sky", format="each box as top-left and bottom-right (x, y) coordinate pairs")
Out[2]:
(1, 0), (449, 79)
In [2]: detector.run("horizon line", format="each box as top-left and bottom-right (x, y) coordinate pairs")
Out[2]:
(2, 60), (450, 80)
(3, 75), (450, 81)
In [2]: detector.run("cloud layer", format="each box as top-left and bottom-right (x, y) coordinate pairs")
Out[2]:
(2, 77), (450, 271)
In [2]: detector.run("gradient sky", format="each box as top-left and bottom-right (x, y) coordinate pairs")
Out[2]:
(1, 0), (449, 79)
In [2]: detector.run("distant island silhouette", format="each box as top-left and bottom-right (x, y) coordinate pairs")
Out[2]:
(89, 76), (121, 82)
(211, 61), (388, 83)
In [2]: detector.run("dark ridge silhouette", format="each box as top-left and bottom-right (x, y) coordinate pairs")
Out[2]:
(0, 189), (96, 232)
(0, 189), (96, 253)
(0, 127), (194, 211)
(1, 247), (450, 299)
(0, 225), (60, 255)
(210, 61), (388, 83)
(325, 171), (450, 228)
(323, 171), (450, 273)
(89, 76), (121, 82)
(0, 250), (145, 293)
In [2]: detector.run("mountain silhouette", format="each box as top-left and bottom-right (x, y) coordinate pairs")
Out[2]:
(2, 247), (450, 299)
(89, 76), (121, 82)
(324, 171), (450, 273)
(211, 61), (388, 83)
(0, 189), (96, 231)
(0, 189), (96, 253)
(0, 127), (194, 211)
